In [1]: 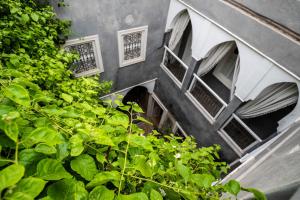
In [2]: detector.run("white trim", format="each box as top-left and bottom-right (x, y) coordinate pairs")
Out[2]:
(151, 93), (169, 129)
(64, 34), (104, 77)
(219, 114), (262, 156)
(160, 46), (189, 88)
(173, 122), (188, 137)
(185, 74), (227, 124)
(118, 26), (148, 67)
(176, 0), (300, 81)
(100, 78), (157, 99)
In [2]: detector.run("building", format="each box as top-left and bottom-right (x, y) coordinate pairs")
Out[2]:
(52, 0), (300, 199)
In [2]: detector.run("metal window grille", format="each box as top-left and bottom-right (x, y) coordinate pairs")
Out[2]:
(123, 32), (142, 61)
(65, 41), (97, 74)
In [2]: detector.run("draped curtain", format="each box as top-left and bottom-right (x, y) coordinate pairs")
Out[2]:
(197, 42), (235, 76)
(236, 83), (299, 119)
(168, 11), (190, 51)
(230, 56), (240, 100)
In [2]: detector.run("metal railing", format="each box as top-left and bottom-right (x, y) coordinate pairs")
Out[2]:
(187, 74), (227, 121)
(161, 46), (189, 87)
(219, 114), (262, 156)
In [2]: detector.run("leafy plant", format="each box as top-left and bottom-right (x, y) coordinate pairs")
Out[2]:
(0, 0), (266, 199)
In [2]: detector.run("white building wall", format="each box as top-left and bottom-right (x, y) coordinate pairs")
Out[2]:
(166, 0), (300, 132)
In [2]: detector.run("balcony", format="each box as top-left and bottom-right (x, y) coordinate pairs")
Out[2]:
(186, 74), (227, 123)
(161, 46), (188, 87)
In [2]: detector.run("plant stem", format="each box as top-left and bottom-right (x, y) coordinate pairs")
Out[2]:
(118, 107), (133, 195)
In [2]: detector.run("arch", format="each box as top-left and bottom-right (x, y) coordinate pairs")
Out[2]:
(122, 86), (150, 112)
(237, 82), (299, 135)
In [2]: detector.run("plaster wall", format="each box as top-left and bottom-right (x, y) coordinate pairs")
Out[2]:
(51, 0), (170, 91)
(178, 0), (300, 78)
(235, 0), (300, 34)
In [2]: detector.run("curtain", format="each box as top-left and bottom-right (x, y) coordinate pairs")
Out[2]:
(230, 56), (240, 100)
(197, 42), (235, 76)
(168, 11), (190, 51)
(237, 83), (298, 119)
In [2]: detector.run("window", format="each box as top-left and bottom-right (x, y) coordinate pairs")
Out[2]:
(118, 26), (148, 67)
(64, 35), (104, 77)
(219, 115), (261, 156)
(212, 48), (238, 89)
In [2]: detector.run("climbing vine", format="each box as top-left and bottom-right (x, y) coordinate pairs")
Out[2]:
(0, 0), (266, 199)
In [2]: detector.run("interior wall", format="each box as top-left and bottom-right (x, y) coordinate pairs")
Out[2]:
(51, 0), (170, 92)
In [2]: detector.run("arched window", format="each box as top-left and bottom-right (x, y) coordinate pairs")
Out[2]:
(219, 82), (299, 156)
(161, 10), (192, 87)
(186, 41), (240, 122)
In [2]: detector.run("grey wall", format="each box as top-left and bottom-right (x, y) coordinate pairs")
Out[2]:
(236, 126), (300, 199)
(51, 0), (170, 91)
(181, 0), (300, 78)
(235, 0), (300, 34)
(154, 69), (239, 162)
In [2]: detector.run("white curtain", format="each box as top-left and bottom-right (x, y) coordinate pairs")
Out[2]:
(168, 11), (190, 51)
(197, 42), (235, 76)
(237, 83), (298, 119)
(230, 56), (240, 100)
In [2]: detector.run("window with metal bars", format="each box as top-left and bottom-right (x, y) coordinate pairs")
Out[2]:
(64, 35), (104, 77)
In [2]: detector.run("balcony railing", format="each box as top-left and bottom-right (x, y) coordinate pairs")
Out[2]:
(186, 74), (227, 122)
(219, 114), (262, 156)
(161, 46), (188, 87)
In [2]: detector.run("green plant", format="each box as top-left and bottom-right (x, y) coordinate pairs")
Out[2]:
(0, 0), (266, 199)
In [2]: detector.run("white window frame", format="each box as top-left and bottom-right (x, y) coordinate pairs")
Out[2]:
(172, 122), (188, 138)
(64, 35), (104, 77)
(118, 26), (148, 67)
(160, 46), (189, 88)
(218, 114), (262, 156)
(185, 74), (227, 124)
(147, 93), (169, 129)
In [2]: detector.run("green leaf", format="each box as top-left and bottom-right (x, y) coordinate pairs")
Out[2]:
(107, 113), (129, 128)
(56, 143), (69, 161)
(132, 103), (144, 113)
(24, 127), (63, 146)
(19, 149), (44, 167)
(225, 180), (241, 196)
(0, 164), (25, 192)
(71, 154), (98, 181)
(35, 143), (57, 155)
(61, 93), (73, 103)
(242, 187), (267, 200)
(3, 84), (31, 107)
(70, 134), (84, 157)
(10, 7), (19, 14)
(150, 189), (163, 200)
(0, 105), (15, 116)
(176, 162), (191, 182)
(37, 159), (72, 180)
(3, 121), (19, 142)
(89, 186), (115, 200)
(30, 13), (39, 22)
(129, 135), (153, 151)
(92, 130), (115, 146)
(136, 116), (153, 125)
(21, 14), (30, 24)
(191, 174), (215, 188)
(5, 177), (46, 200)
(48, 179), (88, 200)
(134, 155), (152, 178)
(117, 192), (149, 200)
(87, 171), (121, 189)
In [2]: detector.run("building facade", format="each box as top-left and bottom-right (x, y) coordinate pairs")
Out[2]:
(52, 0), (300, 198)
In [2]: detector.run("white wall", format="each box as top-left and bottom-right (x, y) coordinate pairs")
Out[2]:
(166, 0), (300, 132)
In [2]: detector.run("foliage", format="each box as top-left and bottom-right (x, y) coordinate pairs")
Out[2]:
(0, 0), (266, 199)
